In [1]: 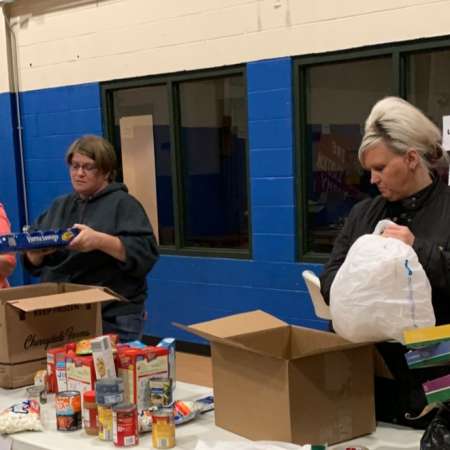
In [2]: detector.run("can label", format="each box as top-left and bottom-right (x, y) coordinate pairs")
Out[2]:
(152, 412), (175, 449)
(98, 405), (113, 441)
(149, 378), (172, 407)
(82, 406), (98, 430)
(113, 407), (138, 447)
(55, 391), (81, 431)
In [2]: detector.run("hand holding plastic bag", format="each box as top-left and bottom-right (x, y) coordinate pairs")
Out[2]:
(330, 220), (435, 343)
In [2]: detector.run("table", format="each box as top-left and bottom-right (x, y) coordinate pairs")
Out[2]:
(0, 382), (423, 450)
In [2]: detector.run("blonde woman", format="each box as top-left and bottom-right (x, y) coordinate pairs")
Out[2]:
(320, 97), (450, 427)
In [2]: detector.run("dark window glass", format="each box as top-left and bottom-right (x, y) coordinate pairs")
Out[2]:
(406, 49), (450, 182)
(112, 86), (175, 246)
(178, 75), (248, 249)
(302, 57), (392, 254)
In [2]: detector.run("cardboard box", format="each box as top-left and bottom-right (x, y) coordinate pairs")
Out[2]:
(0, 282), (121, 388)
(175, 310), (375, 445)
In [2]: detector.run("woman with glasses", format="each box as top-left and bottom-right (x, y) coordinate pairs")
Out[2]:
(320, 96), (450, 429)
(0, 204), (16, 288)
(23, 135), (159, 341)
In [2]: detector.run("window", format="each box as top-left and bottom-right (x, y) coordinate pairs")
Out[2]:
(406, 48), (450, 182)
(296, 38), (450, 260)
(297, 55), (393, 256)
(102, 67), (249, 257)
(178, 76), (248, 249)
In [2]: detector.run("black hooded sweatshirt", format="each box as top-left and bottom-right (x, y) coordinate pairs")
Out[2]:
(23, 182), (159, 317)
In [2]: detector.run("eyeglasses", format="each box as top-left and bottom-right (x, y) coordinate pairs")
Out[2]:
(69, 162), (97, 173)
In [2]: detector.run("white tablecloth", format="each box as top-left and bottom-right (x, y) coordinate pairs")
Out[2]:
(0, 382), (423, 450)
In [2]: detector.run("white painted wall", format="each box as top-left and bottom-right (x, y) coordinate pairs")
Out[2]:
(0, 8), (11, 93)
(1, 0), (450, 93)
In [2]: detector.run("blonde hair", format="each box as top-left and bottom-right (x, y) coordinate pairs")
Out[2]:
(358, 97), (446, 168)
(66, 135), (117, 181)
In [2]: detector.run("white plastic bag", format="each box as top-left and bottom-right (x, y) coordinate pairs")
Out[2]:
(330, 220), (435, 343)
(0, 400), (43, 434)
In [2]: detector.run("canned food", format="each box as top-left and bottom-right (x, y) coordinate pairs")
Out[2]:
(98, 405), (114, 441)
(113, 403), (138, 447)
(96, 377), (124, 406)
(152, 407), (175, 449)
(149, 378), (172, 407)
(55, 391), (81, 431)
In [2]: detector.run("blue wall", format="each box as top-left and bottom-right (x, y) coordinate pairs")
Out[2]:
(147, 58), (325, 344)
(0, 93), (25, 286)
(20, 83), (102, 221)
(5, 57), (326, 344)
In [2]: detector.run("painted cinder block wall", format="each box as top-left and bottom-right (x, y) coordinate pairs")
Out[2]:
(2, 0), (450, 341)
(16, 58), (326, 344)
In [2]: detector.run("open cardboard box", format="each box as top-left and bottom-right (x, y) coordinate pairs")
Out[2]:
(175, 310), (375, 445)
(0, 282), (121, 388)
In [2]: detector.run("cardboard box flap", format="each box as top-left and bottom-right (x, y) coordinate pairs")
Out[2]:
(173, 310), (288, 359)
(6, 288), (119, 313)
(290, 325), (369, 359)
(231, 327), (291, 359)
(174, 321), (266, 356)
(183, 310), (287, 339)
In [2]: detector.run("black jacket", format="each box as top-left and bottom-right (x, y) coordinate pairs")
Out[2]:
(320, 177), (450, 325)
(23, 182), (159, 317)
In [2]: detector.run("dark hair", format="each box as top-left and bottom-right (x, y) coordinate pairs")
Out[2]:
(66, 135), (117, 181)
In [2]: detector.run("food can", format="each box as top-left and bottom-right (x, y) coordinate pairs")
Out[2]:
(55, 390), (81, 431)
(96, 377), (124, 406)
(112, 403), (138, 447)
(152, 407), (175, 449)
(98, 405), (114, 441)
(149, 378), (172, 407)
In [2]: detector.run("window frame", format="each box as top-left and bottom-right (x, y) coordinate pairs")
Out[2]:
(294, 36), (450, 262)
(101, 65), (252, 259)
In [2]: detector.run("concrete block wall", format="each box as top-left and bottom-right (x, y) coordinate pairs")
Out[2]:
(248, 57), (295, 262)
(4, 57), (325, 344)
(147, 57), (325, 343)
(20, 83), (102, 220)
(2, 0), (449, 93)
(2, 0), (450, 341)
(0, 92), (24, 286)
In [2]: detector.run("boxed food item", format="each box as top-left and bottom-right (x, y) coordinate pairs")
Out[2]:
(405, 341), (450, 369)
(117, 347), (169, 410)
(157, 337), (176, 389)
(66, 354), (96, 396)
(47, 347), (67, 393)
(0, 282), (121, 388)
(423, 374), (450, 404)
(404, 324), (450, 348)
(175, 310), (375, 446)
(0, 228), (79, 254)
(91, 335), (117, 379)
